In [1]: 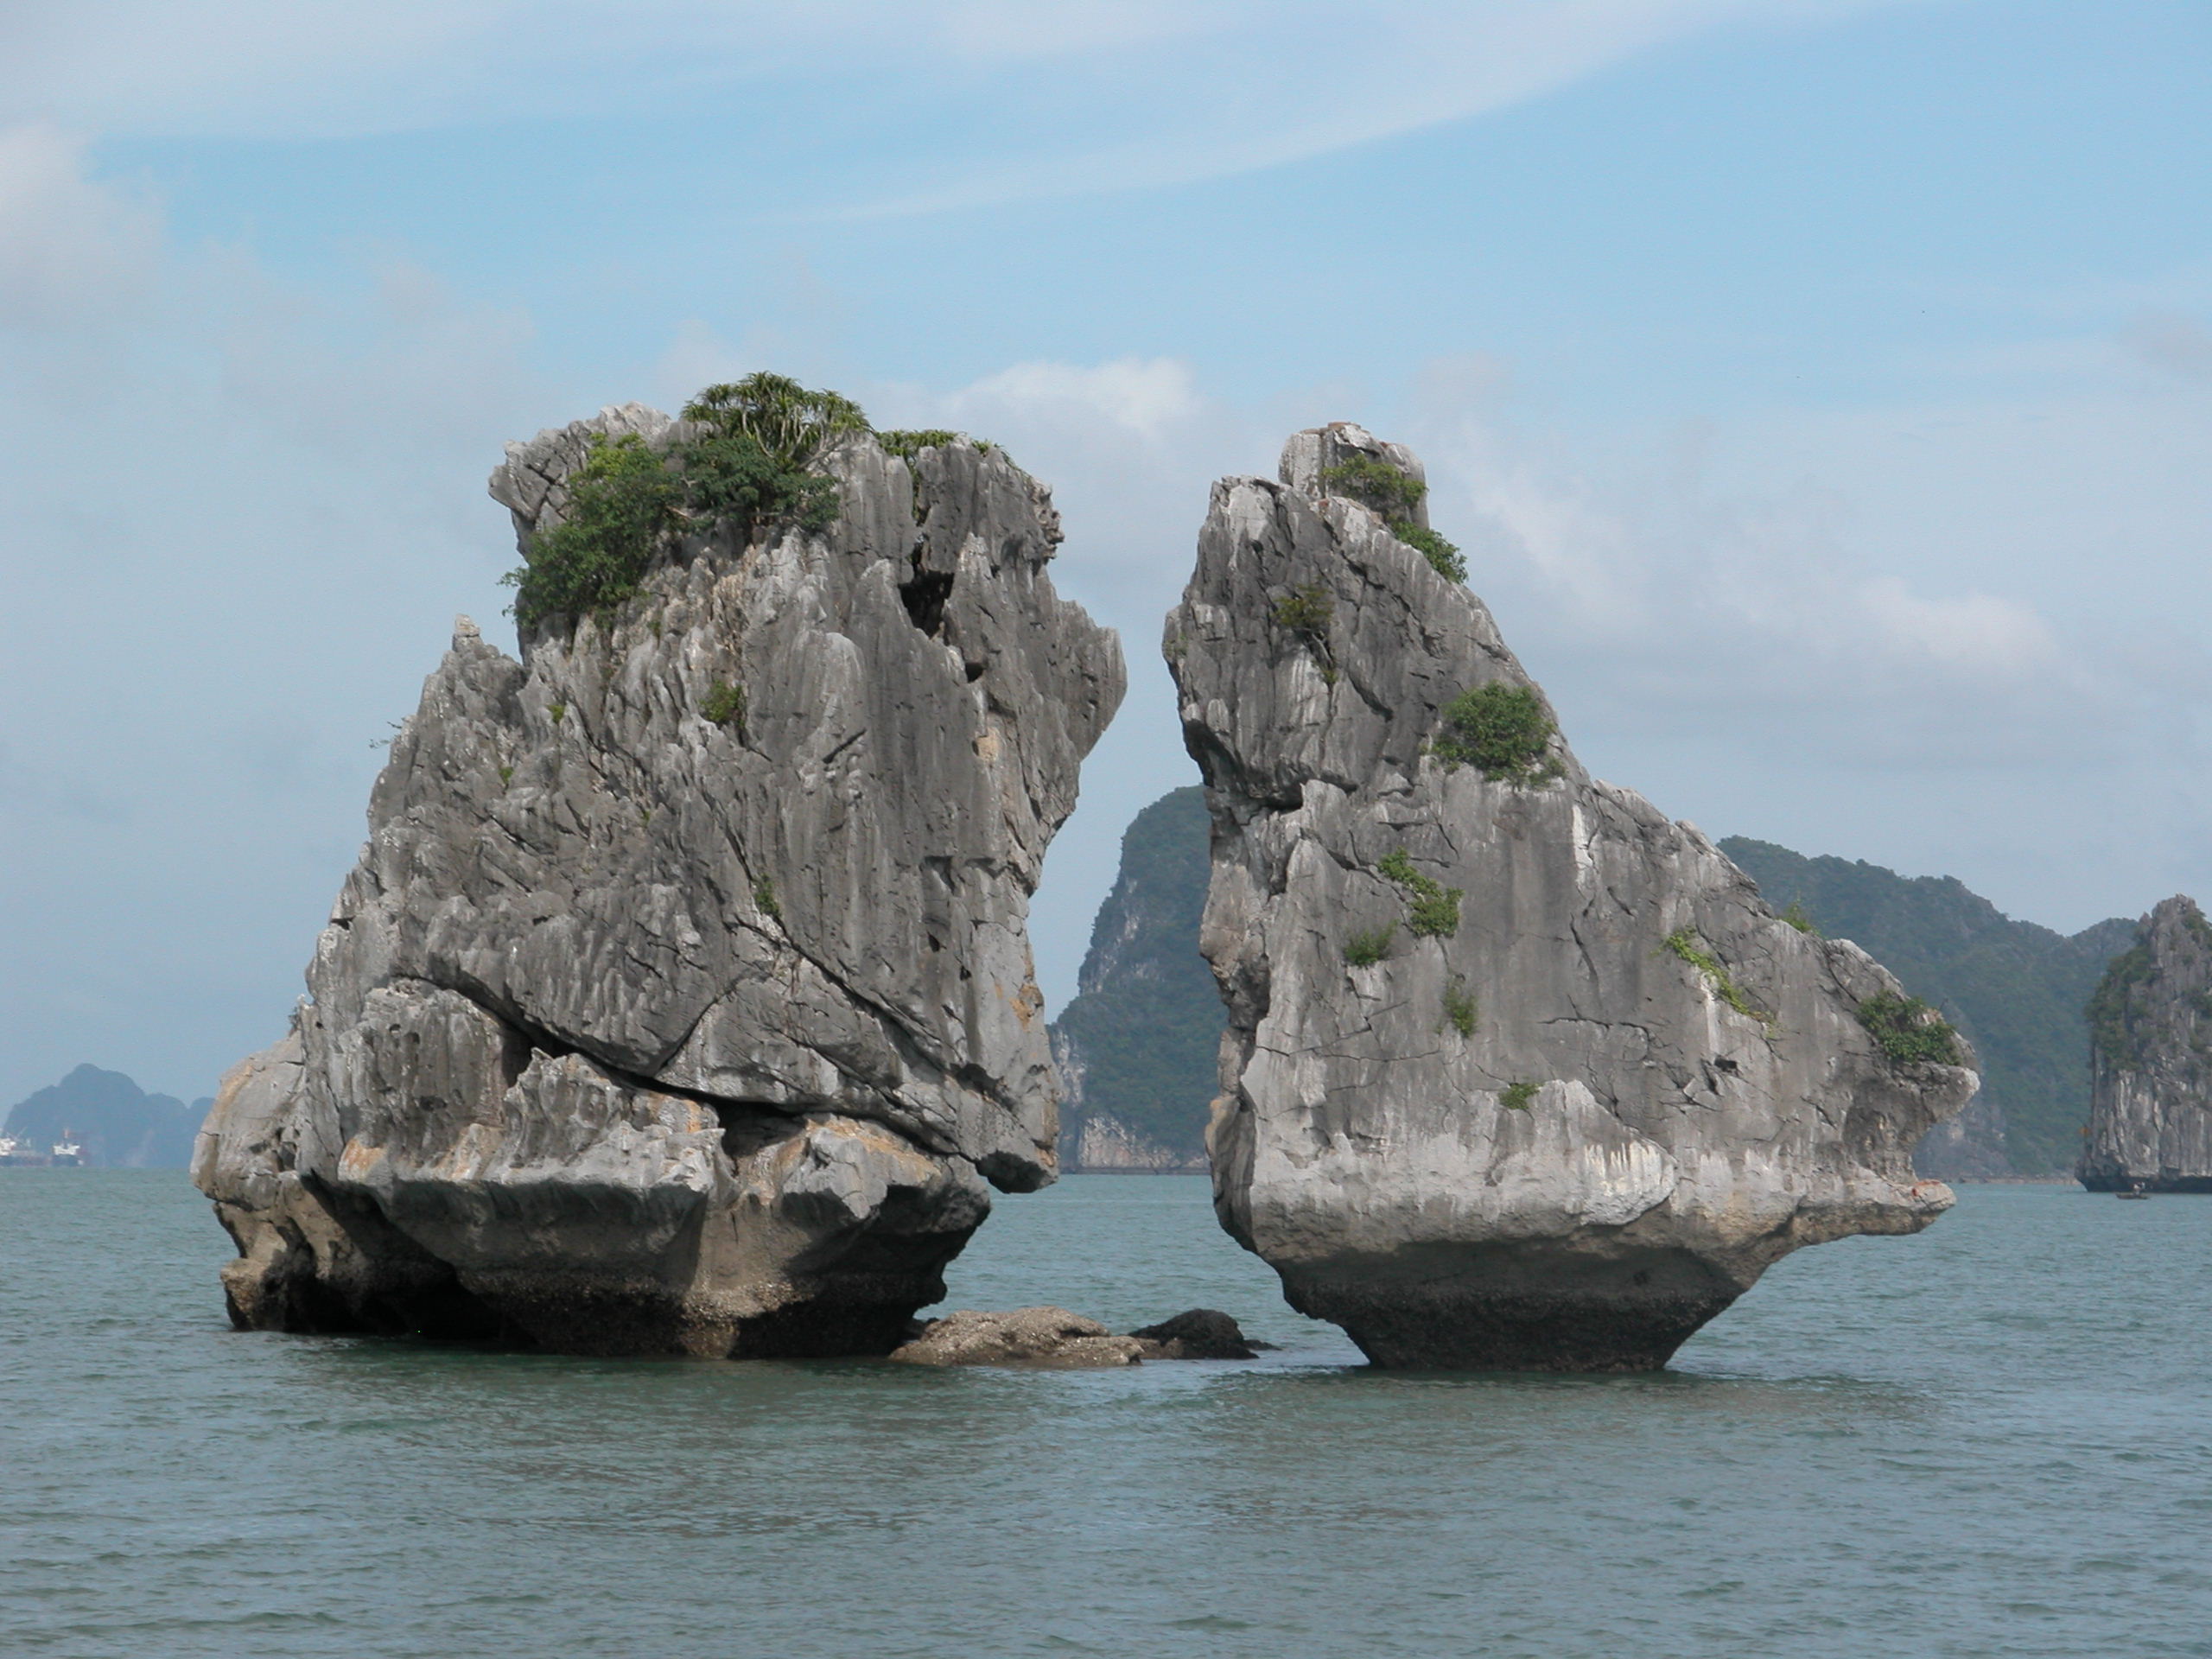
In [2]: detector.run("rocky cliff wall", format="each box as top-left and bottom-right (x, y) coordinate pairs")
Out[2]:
(1167, 422), (1977, 1371)
(194, 408), (1123, 1355)
(2081, 895), (2212, 1192)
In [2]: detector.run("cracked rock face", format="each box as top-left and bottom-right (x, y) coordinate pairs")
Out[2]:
(194, 408), (1123, 1356)
(2080, 895), (2212, 1192)
(1166, 422), (1977, 1371)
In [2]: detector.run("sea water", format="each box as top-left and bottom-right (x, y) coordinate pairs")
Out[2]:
(2, 1173), (2208, 1658)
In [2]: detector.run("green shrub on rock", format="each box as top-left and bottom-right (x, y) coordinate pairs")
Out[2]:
(1857, 992), (1963, 1066)
(1344, 923), (1397, 967)
(1376, 848), (1463, 938)
(1321, 454), (1426, 519)
(505, 433), (680, 627)
(506, 372), (868, 632)
(1430, 682), (1560, 785)
(702, 680), (747, 731)
(1319, 454), (1465, 582)
(878, 429), (963, 459)
(1443, 976), (1478, 1038)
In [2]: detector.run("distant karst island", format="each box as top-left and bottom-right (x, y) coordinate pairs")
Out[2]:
(172, 379), (2202, 1374)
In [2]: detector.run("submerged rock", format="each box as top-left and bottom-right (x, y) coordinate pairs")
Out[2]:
(1166, 421), (1978, 1371)
(194, 408), (1123, 1356)
(1127, 1307), (1263, 1359)
(889, 1306), (1146, 1367)
(2080, 896), (2212, 1192)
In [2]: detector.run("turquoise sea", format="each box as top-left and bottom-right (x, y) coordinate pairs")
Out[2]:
(3, 1173), (2208, 1658)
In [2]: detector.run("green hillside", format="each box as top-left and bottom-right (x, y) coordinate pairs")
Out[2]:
(1050, 785), (1223, 1161)
(1720, 838), (2133, 1174)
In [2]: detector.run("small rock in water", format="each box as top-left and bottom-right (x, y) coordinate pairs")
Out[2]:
(1127, 1308), (1265, 1359)
(889, 1307), (1147, 1368)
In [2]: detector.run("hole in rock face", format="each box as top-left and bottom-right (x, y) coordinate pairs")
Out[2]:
(964, 659), (985, 682)
(899, 550), (956, 637)
(1713, 1056), (1739, 1076)
(710, 1100), (805, 1164)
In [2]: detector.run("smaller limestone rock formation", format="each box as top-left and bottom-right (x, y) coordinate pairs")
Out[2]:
(1167, 422), (1980, 1371)
(889, 1306), (1147, 1367)
(1127, 1307), (1263, 1359)
(195, 393), (1123, 1356)
(2081, 896), (2212, 1192)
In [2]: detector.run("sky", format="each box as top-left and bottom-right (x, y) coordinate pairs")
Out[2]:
(3, 0), (2209, 1106)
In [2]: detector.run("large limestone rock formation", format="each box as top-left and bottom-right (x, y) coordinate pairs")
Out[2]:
(194, 407), (1123, 1356)
(2080, 896), (2212, 1192)
(1166, 422), (1978, 1371)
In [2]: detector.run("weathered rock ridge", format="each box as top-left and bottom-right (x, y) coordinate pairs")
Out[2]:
(1167, 422), (1978, 1371)
(194, 407), (1124, 1355)
(2080, 895), (2212, 1192)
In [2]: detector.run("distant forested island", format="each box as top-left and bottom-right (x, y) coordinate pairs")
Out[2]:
(1, 1065), (207, 1167)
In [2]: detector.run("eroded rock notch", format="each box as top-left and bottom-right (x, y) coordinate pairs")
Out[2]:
(194, 406), (1123, 1356)
(1166, 421), (1978, 1371)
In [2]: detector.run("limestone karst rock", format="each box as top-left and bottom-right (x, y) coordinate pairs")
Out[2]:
(194, 404), (1123, 1356)
(1166, 421), (1979, 1371)
(2080, 895), (2212, 1192)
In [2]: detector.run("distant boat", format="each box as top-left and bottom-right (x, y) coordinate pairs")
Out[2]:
(2116, 1180), (2151, 1200)
(51, 1135), (84, 1166)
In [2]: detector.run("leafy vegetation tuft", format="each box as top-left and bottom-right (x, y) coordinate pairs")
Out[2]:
(506, 372), (868, 631)
(1376, 849), (1464, 938)
(1663, 927), (1768, 1023)
(877, 429), (962, 459)
(702, 679), (747, 731)
(1782, 900), (1821, 935)
(1430, 682), (1560, 785)
(1394, 521), (1467, 582)
(1443, 976), (1478, 1038)
(1857, 992), (1964, 1066)
(1321, 454), (1426, 518)
(504, 433), (679, 627)
(1499, 1080), (1539, 1111)
(1273, 582), (1334, 637)
(753, 875), (781, 920)
(1319, 454), (1465, 582)
(1272, 582), (1338, 683)
(1344, 923), (1397, 968)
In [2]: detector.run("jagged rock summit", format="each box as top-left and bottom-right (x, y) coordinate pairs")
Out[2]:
(195, 401), (1123, 1356)
(1166, 422), (1978, 1371)
(2081, 895), (2212, 1192)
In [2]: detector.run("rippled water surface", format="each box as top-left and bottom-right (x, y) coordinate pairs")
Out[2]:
(3, 1173), (2209, 1657)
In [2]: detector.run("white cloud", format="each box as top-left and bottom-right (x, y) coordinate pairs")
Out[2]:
(946, 358), (1205, 442)
(3, 1), (1931, 213)
(0, 124), (158, 326)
